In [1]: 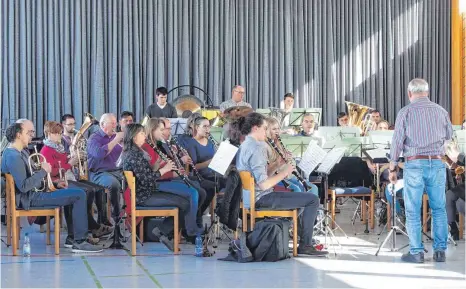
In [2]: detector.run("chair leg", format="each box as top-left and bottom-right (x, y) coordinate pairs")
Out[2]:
(459, 215), (464, 240)
(210, 195), (216, 224)
(331, 191), (336, 229)
(387, 203), (392, 230)
(17, 220), (21, 249)
(362, 200), (367, 224)
(139, 218), (144, 243)
(370, 193), (375, 229)
(250, 212), (255, 231)
(12, 215), (18, 256)
(131, 212), (137, 256)
(174, 214), (179, 254)
(242, 209), (247, 232)
(293, 210), (298, 257)
(54, 209), (60, 255)
(6, 200), (11, 246)
(46, 216), (51, 245)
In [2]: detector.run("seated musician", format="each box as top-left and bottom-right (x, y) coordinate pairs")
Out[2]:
(175, 112), (202, 148)
(156, 118), (216, 223)
(145, 87), (178, 119)
(236, 113), (327, 256)
(120, 123), (202, 240)
(61, 114), (77, 154)
(117, 111), (134, 132)
(87, 113), (124, 224)
(445, 143), (465, 240)
(40, 121), (113, 244)
(265, 117), (319, 196)
(377, 120), (390, 131)
(1, 121), (102, 253)
(280, 93), (294, 126)
(186, 116), (243, 229)
(141, 118), (204, 235)
(219, 85), (252, 114)
(337, 112), (350, 127)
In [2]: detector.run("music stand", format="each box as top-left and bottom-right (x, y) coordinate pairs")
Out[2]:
(288, 108), (323, 127)
(340, 137), (372, 158)
(454, 130), (466, 153)
(315, 147), (348, 254)
(280, 136), (314, 159)
(168, 118), (187, 136)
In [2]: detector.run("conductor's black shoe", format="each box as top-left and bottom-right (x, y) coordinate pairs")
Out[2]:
(401, 252), (424, 263)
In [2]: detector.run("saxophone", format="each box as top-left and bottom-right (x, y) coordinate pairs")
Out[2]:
(71, 113), (95, 180)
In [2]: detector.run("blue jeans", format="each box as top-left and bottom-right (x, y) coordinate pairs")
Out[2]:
(404, 159), (447, 254)
(280, 177), (319, 196)
(156, 181), (200, 235)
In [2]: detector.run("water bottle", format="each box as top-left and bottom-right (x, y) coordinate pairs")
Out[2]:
(23, 233), (31, 257)
(195, 233), (203, 257)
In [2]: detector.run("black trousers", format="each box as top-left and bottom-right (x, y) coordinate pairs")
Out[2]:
(67, 180), (104, 232)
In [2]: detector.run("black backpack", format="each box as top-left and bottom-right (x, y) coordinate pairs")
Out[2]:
(246, 218), (291, 262)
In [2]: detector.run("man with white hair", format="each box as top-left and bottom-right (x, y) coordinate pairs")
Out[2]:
(87, 113), (124, 225)
(389, 78), (453, 263)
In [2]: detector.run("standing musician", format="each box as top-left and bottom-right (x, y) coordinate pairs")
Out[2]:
(389, 78), (453, 263)
(145, 87), (178, 119)
(40, 121), (113, 245)
(87, 113), (124, 225)
(265, 117), (319, 196)
(141, 118), (205, 235)
(236, 113), (327, 256)
(1, 121), (102, 253)
(219, 85), (252, 114)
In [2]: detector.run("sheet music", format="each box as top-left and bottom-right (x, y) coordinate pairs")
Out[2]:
(316, 147), (347, 174)
(298, 141), (327, 178)
(387, 179), (404, 193)
(208, 141), (238, 176)
(364, 148), (390, 160)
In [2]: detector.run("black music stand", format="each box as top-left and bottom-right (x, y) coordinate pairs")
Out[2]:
(168, 118), (187, 136)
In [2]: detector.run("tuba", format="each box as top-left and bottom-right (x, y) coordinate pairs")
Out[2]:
(28, 146), (56, 192)
(345, 101), (374, 133)
(71, 113), (95, 180)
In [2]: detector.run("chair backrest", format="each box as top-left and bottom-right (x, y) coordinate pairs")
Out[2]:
(239, 171), (256, 212)
(123, 171), (136, 213)
(5, 174), (16, 211)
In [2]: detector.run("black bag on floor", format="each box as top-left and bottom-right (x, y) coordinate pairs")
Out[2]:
(246, 218), (291, 262)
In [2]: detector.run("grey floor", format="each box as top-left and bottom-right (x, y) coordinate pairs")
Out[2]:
(1, 201), (465, 288)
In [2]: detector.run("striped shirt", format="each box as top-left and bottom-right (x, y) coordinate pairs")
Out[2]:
(389, 97), (453, 163)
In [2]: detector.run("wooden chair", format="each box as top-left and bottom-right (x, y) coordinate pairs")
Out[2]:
(239, 171), (299, 257)
(123, 171), (180, 256)
(5, 174), (60, 256)
(330, 187), (375, 230)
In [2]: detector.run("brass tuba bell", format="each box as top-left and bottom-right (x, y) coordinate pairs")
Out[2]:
(71, 112), (95, 180)
(345, 101), (374, 132)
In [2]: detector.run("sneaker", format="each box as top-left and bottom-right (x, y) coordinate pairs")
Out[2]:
(433, 251), (446, 262)
(401, 252), (424, 263)
(64, 236), (74, 248)
(297, 245), (329, 256)
(92, 225), (113, 238)
(72, 241), (103, 253)
(87, 234), (100, 245)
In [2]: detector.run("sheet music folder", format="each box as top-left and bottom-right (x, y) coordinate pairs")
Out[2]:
(208, 140), (238, 176)
(297, 141), (347, 177)
(363, 148), (389, 164)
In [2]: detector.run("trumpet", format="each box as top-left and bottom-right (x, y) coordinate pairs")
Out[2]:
(57, 161), (68, 187)
(28, 146), (56, 192)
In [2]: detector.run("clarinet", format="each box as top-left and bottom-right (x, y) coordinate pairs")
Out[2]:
(207, 134), (219, 151)
(148, 141), (191, 187)
(164, 142), (193, 187)
(267, 137), (311, 191)
(170, 137), (204, 182)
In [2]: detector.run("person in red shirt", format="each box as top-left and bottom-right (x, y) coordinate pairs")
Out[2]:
(40, 121), (112, 246)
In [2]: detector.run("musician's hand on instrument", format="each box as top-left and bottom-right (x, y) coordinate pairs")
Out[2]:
(114, 132), (124, 142)
(181, 155), (193, 165)
(160, 161), (176, 175)
(179, 168), (187, 176)
(389, 171), (397, 184)
(282, 164), (295, 177)
(42, 162), (52, 173)
(68, 156), (78, 166)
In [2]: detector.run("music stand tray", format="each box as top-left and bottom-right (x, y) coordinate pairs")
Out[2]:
(168, 118), (188, 136)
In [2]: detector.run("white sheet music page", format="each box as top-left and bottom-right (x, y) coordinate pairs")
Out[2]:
(208, 141), (239, 176)
(316, 147), (347, 174)
(298, 141), (326, 178)
(365, 148), (389, 160)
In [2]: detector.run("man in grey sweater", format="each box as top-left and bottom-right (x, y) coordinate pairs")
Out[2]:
(1, 120), (102, 253)
(145, 87), (178, 119)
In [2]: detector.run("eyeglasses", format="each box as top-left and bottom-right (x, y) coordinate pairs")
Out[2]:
(234, 90), (245, 94)
(65, 123), (76, 126)
(27, 130), (35, 136)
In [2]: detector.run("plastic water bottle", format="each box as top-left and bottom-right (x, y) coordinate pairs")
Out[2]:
(195, 233), (203, 257)
(23, 233), (31, 257)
